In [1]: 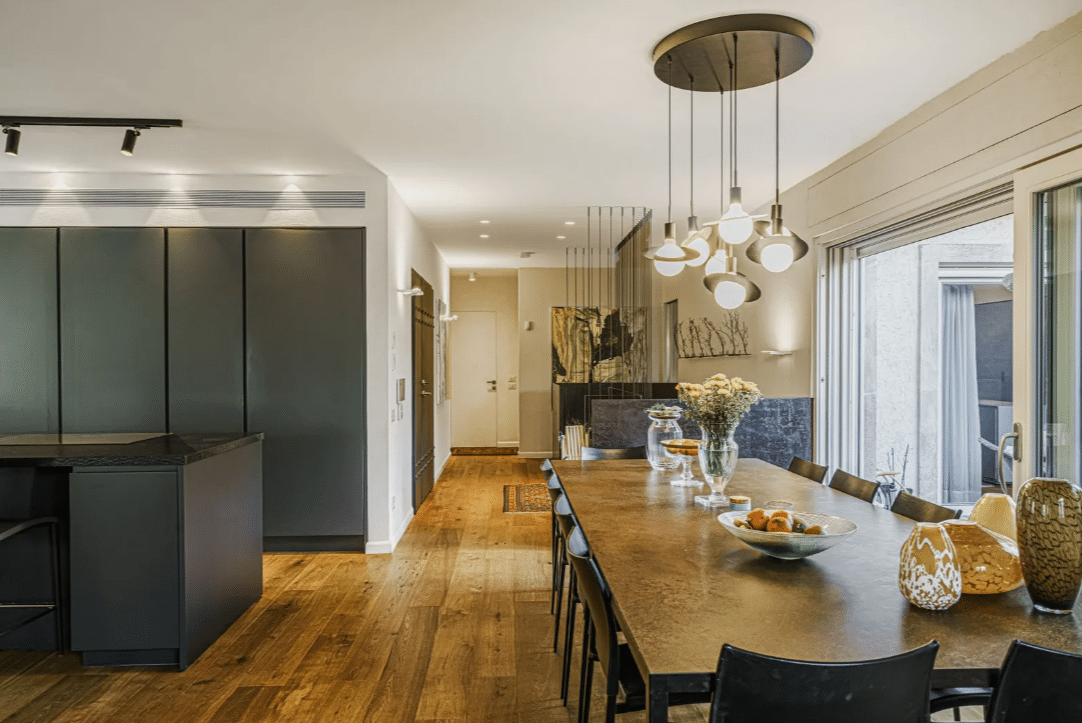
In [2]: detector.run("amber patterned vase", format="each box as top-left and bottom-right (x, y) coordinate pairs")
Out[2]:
(969, 493), (1017, 542)
(941, 520), (1023, 594)
(1017, 477), (1082, 614)
(898, 522), (962, 610)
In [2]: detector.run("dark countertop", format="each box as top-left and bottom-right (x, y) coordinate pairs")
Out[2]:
(0, 433), (263, 467)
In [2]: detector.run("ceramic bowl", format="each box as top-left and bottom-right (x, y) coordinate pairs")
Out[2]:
(717, 510), (858, 560)
(661, 438), (700, 458)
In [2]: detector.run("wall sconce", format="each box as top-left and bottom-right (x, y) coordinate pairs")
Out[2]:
(399, 287), (424, 297)
(440, 314), (458, 322)
(761, 350), (793, 357)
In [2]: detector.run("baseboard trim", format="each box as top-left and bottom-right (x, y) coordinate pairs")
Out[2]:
(390, 510), (414, 549)
(365, 540), (393, 555)
(518, 451), (555, 459)
(264, 535), (366, 553)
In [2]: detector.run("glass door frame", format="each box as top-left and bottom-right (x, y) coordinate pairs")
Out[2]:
(1012, 145), (1082, 487)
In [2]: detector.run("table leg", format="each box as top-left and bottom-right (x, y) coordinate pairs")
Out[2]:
(647, 679), (669, 723)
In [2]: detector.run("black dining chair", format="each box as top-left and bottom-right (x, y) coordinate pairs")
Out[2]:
(567, 525), (710, 723)
(890, 491), (961, 523)
(707, 641), (940, 723)
(983, 640), (1082, 722)
(580, 446), (647, 461)
(0, 516), (63, 651)
(829, 469), (881, 503)
(552, 493), (581, 705)
(788, 456), (829, 484)
(544, 463), (563, 615)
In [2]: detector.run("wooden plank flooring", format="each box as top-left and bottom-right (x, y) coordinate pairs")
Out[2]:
(0, 456), (979, 722)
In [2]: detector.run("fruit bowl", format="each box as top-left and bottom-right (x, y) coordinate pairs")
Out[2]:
(717, 510), (858, 560)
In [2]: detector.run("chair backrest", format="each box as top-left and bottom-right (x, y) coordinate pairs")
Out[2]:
(986, 640), (1082, 722)
(565, 529), (621, 697)
(541, 459), (553, 472)
(580, 446), (647, 461)
(890, 491), (961, 523)
(554, 494), (576, 538)
(829, 470), (880, 503)
(708, 641), (939, 723)
(789, 456), (829, 484)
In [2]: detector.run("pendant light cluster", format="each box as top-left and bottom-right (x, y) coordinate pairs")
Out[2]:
(644, 14), (814, 309)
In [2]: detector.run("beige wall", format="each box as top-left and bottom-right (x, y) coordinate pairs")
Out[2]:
(449, 271), (520, 446)
(518, 267), (568, 457)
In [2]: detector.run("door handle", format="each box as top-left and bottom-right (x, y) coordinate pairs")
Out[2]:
(997, 422), (1022, 496)
(420, 391), (432, 397)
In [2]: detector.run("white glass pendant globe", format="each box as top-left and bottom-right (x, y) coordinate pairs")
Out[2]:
(760, 242), (796, 273)
(681, 235), (710, 267)
(705, 250), (728, 275)
(714, 280), (747, 309)
(717, 202), (755, 245)
(653, 241), (686, 277)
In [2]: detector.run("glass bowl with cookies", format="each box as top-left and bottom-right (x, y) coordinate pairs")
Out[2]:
(717, 508), (858, 560)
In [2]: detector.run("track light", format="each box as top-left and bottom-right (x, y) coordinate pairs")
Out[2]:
(3, 126), (19, 156)
(468, 272), (477, 282)
(120, 128), (140, 156)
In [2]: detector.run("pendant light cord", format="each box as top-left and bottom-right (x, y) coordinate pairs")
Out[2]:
(667, 56), (673, 224)
(775, 43), (781, 208)
(732, 33), (738, 190)
(719, 87), (724, 214)
(689, 76), (694, 218)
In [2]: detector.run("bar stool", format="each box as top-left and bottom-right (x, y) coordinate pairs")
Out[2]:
(0, 516), (62, 651)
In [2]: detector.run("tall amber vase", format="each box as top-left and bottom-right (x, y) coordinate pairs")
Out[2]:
(1017, 477), (1082, 614)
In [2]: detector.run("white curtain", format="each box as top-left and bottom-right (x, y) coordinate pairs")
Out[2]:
(942, 285), (981, 503)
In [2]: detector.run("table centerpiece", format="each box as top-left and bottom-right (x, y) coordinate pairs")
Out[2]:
(676, 373), (762, 507)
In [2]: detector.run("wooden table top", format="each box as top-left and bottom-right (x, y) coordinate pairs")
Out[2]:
(552, 458), (1082, 687)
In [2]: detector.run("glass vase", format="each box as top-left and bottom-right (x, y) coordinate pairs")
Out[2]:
(696, 422), (738, 508)
(1017, 477), (1082, 614)
(646, 410), (682, 471)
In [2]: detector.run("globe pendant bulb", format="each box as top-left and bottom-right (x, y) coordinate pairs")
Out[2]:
(714, 280), (747, 309)
(760, 242), (796, 273)
(705, 250), (727, 275)
(717, 202), (754, 245)
(653, 240), (686, 277)
(681, 235), (710, 267)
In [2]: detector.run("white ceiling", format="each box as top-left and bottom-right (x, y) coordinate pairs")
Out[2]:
(2, 1), (1081, 268)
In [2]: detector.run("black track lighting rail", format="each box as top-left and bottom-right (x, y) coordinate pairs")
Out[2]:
(0, 116), (182, 129)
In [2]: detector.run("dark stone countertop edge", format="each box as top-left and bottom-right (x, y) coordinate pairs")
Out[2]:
(0, 433), (264, 467)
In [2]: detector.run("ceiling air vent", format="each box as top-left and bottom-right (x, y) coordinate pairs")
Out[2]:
(0, 189), (365, 209)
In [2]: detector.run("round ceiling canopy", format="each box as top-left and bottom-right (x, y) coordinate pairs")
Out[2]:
(652, 14), (814, 92)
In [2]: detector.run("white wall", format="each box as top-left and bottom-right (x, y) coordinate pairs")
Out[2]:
(517, 267), (568, 458)
(0, 168), (449, 555)
(449, 272), (519, 447)
(380, 182), (450, 553)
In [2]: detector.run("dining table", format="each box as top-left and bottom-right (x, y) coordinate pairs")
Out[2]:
(550, 457), (1082, 723)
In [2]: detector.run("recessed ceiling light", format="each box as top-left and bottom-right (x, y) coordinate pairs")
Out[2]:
(557, 236), (566, 239)
(565, 221), (575, 225)
(480, 220), (490, 224)
(480, 234), (489, 238)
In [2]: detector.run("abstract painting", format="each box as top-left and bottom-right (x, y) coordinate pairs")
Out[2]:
(552, 306), (646, 383)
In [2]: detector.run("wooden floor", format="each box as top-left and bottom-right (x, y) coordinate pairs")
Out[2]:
(0, 455), (979, 722)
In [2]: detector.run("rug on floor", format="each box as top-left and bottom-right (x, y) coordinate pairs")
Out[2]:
(503, 483), (551, 513)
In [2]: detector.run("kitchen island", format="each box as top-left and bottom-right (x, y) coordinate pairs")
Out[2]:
(0, 433), (263, 669)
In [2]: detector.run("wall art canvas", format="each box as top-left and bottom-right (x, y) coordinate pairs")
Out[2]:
(552, 307), (645, 383)
(675, 312), (751, 359)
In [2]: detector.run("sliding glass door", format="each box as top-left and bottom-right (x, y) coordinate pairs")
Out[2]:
(1014, 148), (1082, 488)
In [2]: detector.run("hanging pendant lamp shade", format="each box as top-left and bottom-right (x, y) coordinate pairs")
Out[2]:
(745, 42), (809, 272)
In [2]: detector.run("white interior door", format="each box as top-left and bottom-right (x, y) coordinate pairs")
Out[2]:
(450, 311), (498, 447)
(1012, 146), (1082, 489)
